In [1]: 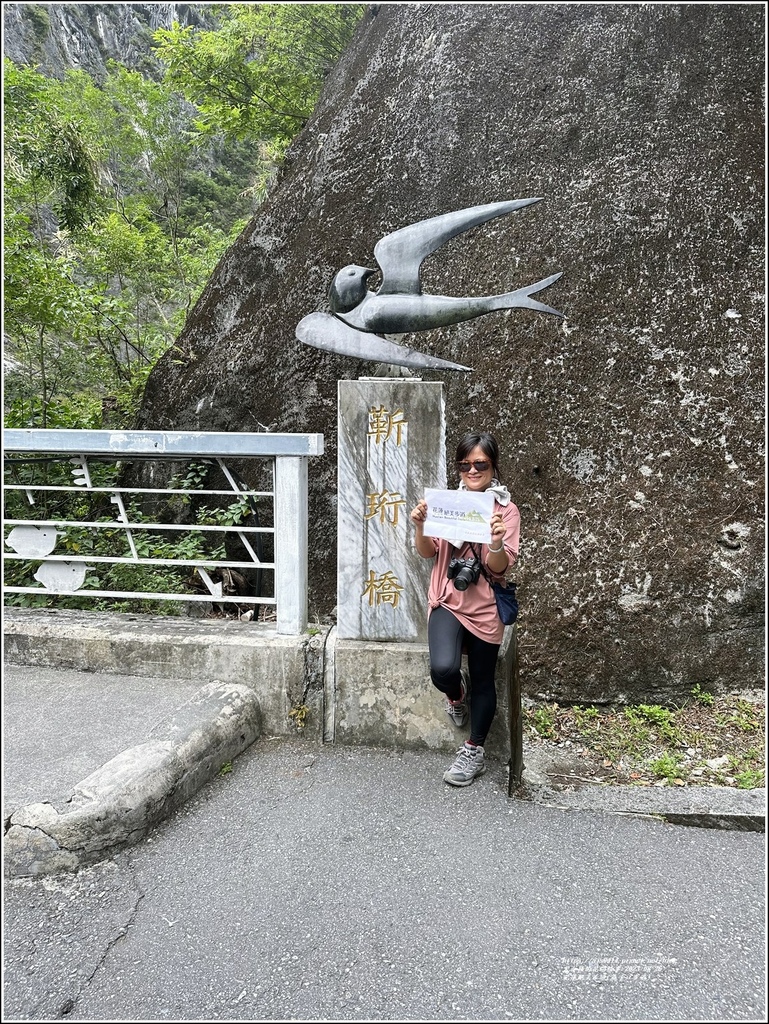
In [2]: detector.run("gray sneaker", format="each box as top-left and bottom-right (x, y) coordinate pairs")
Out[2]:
(445, 670), (470, 728)
(443, 742), (486, 786)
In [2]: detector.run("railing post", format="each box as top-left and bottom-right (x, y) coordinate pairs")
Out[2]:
(274, 456), (308, 635)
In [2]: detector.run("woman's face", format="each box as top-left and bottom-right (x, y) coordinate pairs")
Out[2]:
(458, 444), (495, 491)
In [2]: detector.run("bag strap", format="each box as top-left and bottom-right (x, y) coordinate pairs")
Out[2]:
(470, 543), (515, 589)
(470, 544), (500, 587)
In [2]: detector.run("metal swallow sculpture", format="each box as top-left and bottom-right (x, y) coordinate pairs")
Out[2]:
(296, 198), (564, 372)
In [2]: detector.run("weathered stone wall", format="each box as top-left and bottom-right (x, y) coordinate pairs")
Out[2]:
(135, 3), (765, 703)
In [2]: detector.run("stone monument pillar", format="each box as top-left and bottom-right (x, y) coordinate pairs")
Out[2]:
(337, 379), (446, 641)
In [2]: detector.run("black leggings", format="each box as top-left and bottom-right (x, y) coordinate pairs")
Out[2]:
(428, 604), (500, 746)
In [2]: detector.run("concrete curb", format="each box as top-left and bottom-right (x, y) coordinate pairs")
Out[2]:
(3, 609), (764, 843)
(517, 757), (766, 833)
(4, 681), (261, 878)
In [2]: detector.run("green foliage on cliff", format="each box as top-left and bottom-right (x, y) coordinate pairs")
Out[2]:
(3, 3), (364, 431)
(4, 61), (100, 232)
(154, 3), (364, 146)
(3, 58), (251, 429)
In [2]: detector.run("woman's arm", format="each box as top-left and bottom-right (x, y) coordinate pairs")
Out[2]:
(410, 499), (437, 559)
(486, 502), (520, 577)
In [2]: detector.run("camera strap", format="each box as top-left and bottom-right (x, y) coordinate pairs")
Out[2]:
(469, 543), (491, 584)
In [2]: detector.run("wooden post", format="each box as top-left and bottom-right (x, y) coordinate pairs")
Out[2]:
(507, 623), (524, 795)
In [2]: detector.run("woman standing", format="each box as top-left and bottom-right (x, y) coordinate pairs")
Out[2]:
(410, 432), (520, 786)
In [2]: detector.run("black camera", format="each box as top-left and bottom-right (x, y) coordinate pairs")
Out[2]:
(447, 556), (482, 591)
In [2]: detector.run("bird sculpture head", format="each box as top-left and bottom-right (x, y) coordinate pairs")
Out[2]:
(329, 264), (377, 314)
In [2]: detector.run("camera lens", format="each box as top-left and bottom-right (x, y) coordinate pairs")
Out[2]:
(453, 568), (471, 590)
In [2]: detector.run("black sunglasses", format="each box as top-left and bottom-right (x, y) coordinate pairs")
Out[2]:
(457, 460), (491, 473)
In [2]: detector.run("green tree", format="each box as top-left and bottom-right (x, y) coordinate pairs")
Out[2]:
(4, 5), (364, 431)
(154, 3), (364, 146)
(3, 59), (249, 428)
(4, 61), (104, 427)
(3, 61), (101, 232)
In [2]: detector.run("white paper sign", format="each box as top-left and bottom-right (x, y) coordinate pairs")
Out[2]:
(423, 488), (494, 544)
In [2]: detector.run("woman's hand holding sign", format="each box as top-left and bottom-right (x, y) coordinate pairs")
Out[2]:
(410, 499), (436, 558)
(410, 499), (427, 524)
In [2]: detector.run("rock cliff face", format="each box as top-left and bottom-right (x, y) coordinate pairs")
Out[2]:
(2, 2), (212, 80)
(135, 4), (764, 703)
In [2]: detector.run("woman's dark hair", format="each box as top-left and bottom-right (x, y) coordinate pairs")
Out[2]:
(455, 432), (501, 479)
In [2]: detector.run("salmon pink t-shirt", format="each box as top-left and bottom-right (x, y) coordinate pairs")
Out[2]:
(426, 498), (520, 644)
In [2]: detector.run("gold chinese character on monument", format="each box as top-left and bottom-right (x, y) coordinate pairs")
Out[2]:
(362, 569), (404, 609)
(364, 491), (407, 528)
(367, 405), (407, 445)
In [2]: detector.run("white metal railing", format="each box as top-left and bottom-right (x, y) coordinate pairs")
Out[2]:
(3, 429), (324, 635)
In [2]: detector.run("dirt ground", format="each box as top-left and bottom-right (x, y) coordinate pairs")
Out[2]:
(521, 692), (766, 791)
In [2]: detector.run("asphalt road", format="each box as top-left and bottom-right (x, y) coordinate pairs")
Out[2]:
(3, 735), (766, 1022)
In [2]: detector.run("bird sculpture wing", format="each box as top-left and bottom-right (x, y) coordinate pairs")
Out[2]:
(373, 198), (542, 296)
(296, 313), (471, 371)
